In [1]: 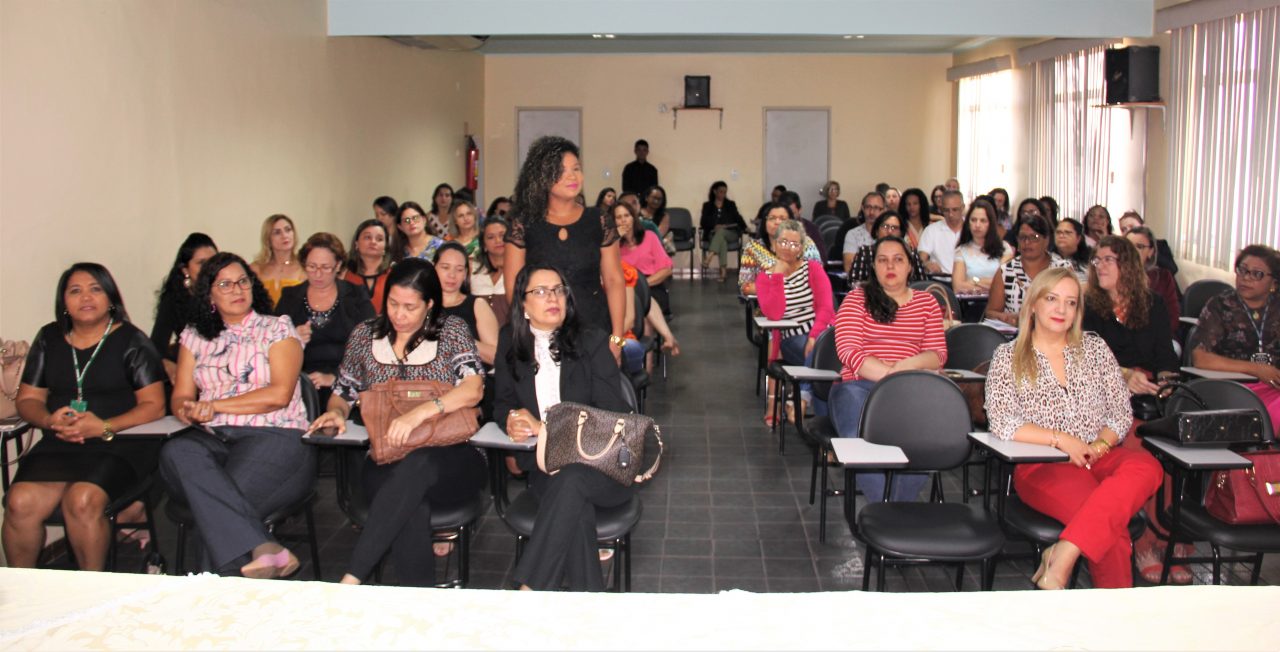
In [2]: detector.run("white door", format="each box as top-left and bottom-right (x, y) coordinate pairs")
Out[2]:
(764, 109), (830, 208)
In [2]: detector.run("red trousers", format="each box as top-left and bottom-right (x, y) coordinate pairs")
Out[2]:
(1014, 446), (1163, 588)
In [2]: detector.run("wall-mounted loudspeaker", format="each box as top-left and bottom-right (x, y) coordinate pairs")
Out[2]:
(684, 76), (710, 108)
(1104, 46), (1160, 104)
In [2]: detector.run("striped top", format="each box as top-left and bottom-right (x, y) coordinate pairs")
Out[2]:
(1000, 253), (1073, 314)
(833, 287), (948, 381)
(179, 311), (308, 429)
(778, 265), (817, 338)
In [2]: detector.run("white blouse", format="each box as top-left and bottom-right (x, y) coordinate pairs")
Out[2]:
(531, 326), (561, 422)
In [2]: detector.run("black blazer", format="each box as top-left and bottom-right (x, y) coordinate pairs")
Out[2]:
(275, 280), (375, 374)
(493, 326), (630, 424)
(1082, 290), (1179, 376)
(699, 199), (746, 242)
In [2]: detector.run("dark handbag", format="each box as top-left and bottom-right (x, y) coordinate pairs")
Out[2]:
(536, 402), (664, 487)
(1138, 409), (1265, 447)
(955, 360), (990, 428)
(1205, 450), (1280, 525)
(359, 379), (479, 465)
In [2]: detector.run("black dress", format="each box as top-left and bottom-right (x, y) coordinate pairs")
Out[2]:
(150, 290), (195, 361)
(507, 206), (617, 332)
(441, 295), (480, 340)
(16, 322), (166, 498)
(275, 282), (375, 370)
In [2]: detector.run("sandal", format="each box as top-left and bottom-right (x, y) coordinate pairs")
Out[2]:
(434, 530), (459, 557)
(241, 547), (300, 580)
(116, 527), (152, 551)
(598, 548), (615, 562)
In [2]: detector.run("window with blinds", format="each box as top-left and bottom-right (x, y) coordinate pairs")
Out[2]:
(956, 70), (1014, 202)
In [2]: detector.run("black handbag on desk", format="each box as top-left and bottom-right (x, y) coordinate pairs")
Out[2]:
(1138, 409), (1266, 447)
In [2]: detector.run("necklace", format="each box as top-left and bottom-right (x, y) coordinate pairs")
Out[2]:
(304, 292), (338, 330)
(68, 317), (114, 412)
(1238, 291), (1272, 363)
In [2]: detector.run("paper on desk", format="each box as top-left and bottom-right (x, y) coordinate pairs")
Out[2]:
(981, 318), (1018, 334)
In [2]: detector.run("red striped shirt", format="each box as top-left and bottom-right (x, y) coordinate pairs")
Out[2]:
(834, 287), (948, 380)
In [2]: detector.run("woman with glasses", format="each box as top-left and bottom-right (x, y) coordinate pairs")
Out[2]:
(276, 233), (376, 406)
(1190, 245), (1280, 434)
(1053, 218), (1092, 283)
(160, 252), (315, 579)
(494, 265), (636, 591)
(1125, 226), (1180, 334)
(399, 201), (447, 262)
(951, 199), (1013, 295)
(739, 203), (821, 296)
(1004, 198), (1047, 252)
(847, 212), (928, 285)
(986, 215), (1073, 326)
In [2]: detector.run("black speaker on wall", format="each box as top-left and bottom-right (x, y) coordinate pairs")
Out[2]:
(684, 75), (710, 108)
(1104, 46), (1161, 104)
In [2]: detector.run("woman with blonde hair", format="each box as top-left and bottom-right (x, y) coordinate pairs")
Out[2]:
(984, 266), (1162, 589)
(251, 214), (306, 307)
(448, 200), (482, 258)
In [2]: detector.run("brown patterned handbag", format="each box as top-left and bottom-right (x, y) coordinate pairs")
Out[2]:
(536, 402), (664, 487)
(359, 379), (479, 465)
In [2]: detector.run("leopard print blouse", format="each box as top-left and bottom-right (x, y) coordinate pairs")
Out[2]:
(984, 332), (1133, 442)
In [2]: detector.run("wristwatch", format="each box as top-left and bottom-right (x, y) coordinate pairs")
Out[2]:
(101, 420), (115, 442)
(609, 334), (627, 348)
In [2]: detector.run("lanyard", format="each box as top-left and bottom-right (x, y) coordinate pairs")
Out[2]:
(70, 317), (113, 404)
(1238, 293), (1271, 353)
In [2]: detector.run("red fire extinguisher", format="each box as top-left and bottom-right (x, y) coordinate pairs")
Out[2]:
(464, 136), (479, 191)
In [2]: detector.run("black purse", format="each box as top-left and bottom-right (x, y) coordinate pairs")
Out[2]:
(1138, 408), (1267, 447)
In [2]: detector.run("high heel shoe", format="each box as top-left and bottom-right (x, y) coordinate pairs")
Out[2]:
(1031, 544), (1065, 590)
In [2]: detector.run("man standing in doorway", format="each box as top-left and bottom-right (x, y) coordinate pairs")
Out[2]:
(918, 190), (966, 274)
(622, 139), (659, 195)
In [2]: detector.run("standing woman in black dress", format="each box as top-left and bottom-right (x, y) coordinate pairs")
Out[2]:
(5, 263), (166, 570)
(504, 136), (627, 362)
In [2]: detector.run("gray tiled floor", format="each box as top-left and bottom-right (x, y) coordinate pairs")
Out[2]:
(106, 276), (1279, 592)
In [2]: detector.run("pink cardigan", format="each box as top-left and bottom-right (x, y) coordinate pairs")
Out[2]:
(620, 231), (673, 276)
(755, 259), (835, 361)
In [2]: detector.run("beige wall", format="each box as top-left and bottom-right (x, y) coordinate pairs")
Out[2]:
(483, 53), (953, 229)
(0, 0), (484, 339)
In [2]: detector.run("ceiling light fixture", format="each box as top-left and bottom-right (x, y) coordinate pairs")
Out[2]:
(856, 35), (865, 39)
(604, 34), (615, 39)
(592, 34), (602, 39)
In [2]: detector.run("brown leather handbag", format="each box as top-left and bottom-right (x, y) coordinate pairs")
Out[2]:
(1205, 450), (1280, 525)
(536, 402), (664, 487)
(359, 379), (479, 465)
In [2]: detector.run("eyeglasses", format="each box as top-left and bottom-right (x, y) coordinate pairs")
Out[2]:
(525, 285), (569, 299)
(878, 224), (902, 233)
(305, 264), (337, 273)
(776, 240), (803, 249)
(1017, 233), (1044, 243)
(214, 277), (253, 294)
(402, 215), (425, 225)
(1090, 255), (1120, 267)
(1236, 266), (1272, 281)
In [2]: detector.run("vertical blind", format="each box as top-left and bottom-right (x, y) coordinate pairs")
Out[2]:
(1168, 7), (1280, 269)
(956, 70), (1014, 202)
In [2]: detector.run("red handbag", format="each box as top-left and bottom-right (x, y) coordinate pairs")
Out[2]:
(1205, 449), (1280, 525)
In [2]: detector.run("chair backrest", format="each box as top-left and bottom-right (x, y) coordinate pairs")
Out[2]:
(666, 208), (695, 241)
(633, 273), (651, 336)
(909, 280), (961, 320)
(1167, 378), (1275, 442)
(1181, 324), (1198, 366)
(809, 327), (840, 401)
(819, 222), (841, 257)
(298, 373), (321, 421)
(815, 214), (843, 231)
(619, 374), (640, 413)
(944, 323), (1007, 371)
(860, 371), (973, 471)
(1181, 279), (1231, 319)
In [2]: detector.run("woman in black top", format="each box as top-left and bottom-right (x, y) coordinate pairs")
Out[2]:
(150, 233), (218, 380)
(434, 241), (498, 365)
(699, 180), (747, 282)
(275, 233), (375, 406)
(811, 180), (852, 222)
(494, 264), (634, 591)
(6, 263), (166, 570)
(504, 136), (627, 360)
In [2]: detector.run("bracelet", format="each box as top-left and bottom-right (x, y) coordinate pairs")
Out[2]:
(1048, 432), (1060, 449)
(101, 420), (115, 442)
(1092, 438), (1112, 455)
(609, 334), (627, 348)
(433, 398), (445, 415)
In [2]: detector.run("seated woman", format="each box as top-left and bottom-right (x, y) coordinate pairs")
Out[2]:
(1084, 204), (1113, 247)
(699, 181), (748, 282)
(1191, 245), (1280, 435)
(307, 259), (486, 587)
(427, 183), (454, 239)
(951, 199), (1013, 295)
(151, 233), (218, 381)
(159, 253), (316, 579)
(812, 180), (852, 222)
(985, 267), (1163, 589)
(487, 196), (511, 220)
(276, 233), (376, 406)
(618, 261), (681, 375)
(738, 203), (821, 295)
(250, 214), (306, 307)
(1005, 198), (1047, 252)
(433, 242), (499, 366)
(1125, 226), (1180, 334)
(594, 187), (616, 211)
(847, 212), (928, 285)
(344, 220), (392, 315)
(615, 202), (674, 316)
(1053, 218), (1092, 283)
(493, 265), (635, 591)
(471, 217), (511, 326)
(399, 201), (447, 262)
(448, 200), (482, 258)
(830, 236), (947, 502)
(899, 188), (932, 251)
(5, 264), (166, 570)
(987, 215), (1073, 326)
(372, 196), (403, 264)
(757, 220), (835, 425)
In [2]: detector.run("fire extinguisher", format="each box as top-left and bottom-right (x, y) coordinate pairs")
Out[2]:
(464, 136), (479, 191)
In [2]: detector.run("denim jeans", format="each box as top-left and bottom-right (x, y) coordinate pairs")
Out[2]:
(778, 333), (814, 402)
(828, 378), (929, 503)
(621, 339), (646, 375)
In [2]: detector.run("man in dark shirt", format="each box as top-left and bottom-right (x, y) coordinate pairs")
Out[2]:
(621, 139), (658, 194)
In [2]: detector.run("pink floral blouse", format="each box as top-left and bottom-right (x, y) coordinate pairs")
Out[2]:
(179, 311), (308, 430)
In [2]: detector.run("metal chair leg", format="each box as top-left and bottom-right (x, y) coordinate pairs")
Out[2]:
(862, 548), (873, 591)
(954, 563), (965, 591)
(304, 503), (322, 580)
(459, 524), (471, 587)
(1250, 553), (1264, 585)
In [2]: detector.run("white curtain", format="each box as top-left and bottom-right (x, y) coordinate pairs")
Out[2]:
(1168, 6), (1280, 269)
(956, 70), (1014, 202)
(1028, 46), (1144, 222)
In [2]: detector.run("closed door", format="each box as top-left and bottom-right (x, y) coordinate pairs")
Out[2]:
(764, 109), (830, 208)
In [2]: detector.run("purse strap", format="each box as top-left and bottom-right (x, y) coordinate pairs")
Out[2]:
(1157, 381), (1208, 416)
(923, 284), (955, 324)
(633, 423), (664, 484)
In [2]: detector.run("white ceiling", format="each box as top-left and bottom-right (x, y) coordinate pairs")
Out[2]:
(331, 0), (1158, 54)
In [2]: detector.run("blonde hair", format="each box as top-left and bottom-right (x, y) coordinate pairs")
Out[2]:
(254, 214), (298, 267)
(822, 180), (841, 199)
(1011, 267), (1085, 385)
(449, 200), (477, 238)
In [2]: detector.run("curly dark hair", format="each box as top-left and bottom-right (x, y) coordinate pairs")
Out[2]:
(189, 252), (274, 340)
(1039, 195), (1060, 222)
(55, 263), (131, 333)
(612, 202), (645, 246)
(370, 258), (446, 352)
(1085, 235), (1150, 330)
(862, 236), (911, 324)
(957, 198), (1006, 260)
(511, 136), (580, 230)
(1235, 244), (1280, 281)
(754, 202), (794, 249)
(594, 187), (616, 208)
(507, 264), (581, 380)
(899, 188), (931, 228)
(155, 232), (217, 323)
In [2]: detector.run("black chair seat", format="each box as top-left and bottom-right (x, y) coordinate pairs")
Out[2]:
(1004, 496), (1147, 543)
(1172, 504), (1280, 552)
(806, 415), (836, 446)
(859, 502), (1004, 561)
(766, 360), (786, 380)
(431, 493), (489, 530)
(503, 489), (642, 541)
(628, 370), (651, 391)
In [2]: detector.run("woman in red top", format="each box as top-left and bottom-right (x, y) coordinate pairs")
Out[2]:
(830, 236), (947, 502)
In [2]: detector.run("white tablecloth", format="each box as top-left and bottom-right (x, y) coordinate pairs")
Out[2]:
(1, 568), (1276, 650)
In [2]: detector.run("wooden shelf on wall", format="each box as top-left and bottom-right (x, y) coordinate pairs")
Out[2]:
(672, 106), (723, 129)
(1092, 101), (1166, 111)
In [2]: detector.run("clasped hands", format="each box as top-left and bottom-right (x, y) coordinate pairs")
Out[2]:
(1053, 431), (1112, 469)
(47, 408), (105, 444)
(505, 408), (542, 443)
